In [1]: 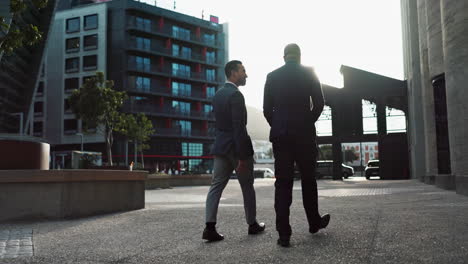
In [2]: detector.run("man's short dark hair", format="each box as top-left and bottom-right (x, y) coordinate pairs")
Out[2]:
(225, 60), (242, 78)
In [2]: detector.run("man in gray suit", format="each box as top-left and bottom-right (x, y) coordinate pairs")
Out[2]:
(203, 60), (265, 242)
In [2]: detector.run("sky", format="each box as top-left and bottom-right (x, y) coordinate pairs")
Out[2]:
(144, 0), (404, 110)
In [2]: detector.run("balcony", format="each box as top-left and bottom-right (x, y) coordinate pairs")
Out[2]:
(126, 85), (213, 102)
(126, 22), (222, 48)
(127, 43), (224, 66)
(122, 103), (215, 121)
(153, 127), (215, 140)
(127, 63), (222, 84)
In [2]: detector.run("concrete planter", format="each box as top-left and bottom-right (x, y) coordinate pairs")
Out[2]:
(0, 170), (147, 222)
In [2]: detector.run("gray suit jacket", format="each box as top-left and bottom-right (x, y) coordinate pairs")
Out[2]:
(210, 83), (254, 160)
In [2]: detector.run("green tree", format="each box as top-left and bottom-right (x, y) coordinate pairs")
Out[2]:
(68, 72), (127, 166)
(117, 113), (155, 168)
(0, 0), (48, 54)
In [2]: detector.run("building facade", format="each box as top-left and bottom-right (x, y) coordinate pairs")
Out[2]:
(32, 0), (227, 171)
(401, 0), (468, 195)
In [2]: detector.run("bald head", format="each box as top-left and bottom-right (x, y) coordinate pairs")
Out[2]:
(283, 43), (301, 63)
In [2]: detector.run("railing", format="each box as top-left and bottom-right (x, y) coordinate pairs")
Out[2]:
(125, 86), (211, 101)
(127, 63), (223, 83)
(153, 127), (215, 139)
(128, 43), (223, 65)
(122, 103), (215, 120)
(126, 22), (222, 48)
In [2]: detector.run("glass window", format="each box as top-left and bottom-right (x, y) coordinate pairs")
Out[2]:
(83, 55), (97, 70)
(64, 99), (72, 113)
(84, 34), (98, 50)
(64, 119), (78, 135)
(129, 56), (150, 72)
(182, 142), (203, 170)
(362, 100), (378, 134)
(65, 78), (79, 91)
(65, 57), (79, 73)
(33, 121), (43, 137)
(206, 86), (215, 98)
(204, 104), (213, 113)
(136, 17), (151, 32)
(181, 47), (191, 59)
(316, 105), (332, 136)
(174, 120), (191, 136)
(134, 76), (151, 92)
(84, 14), (98, 30)
(172, 82), (191, 96)
(66, 17), (80, 33)
(136, 36), (151, 50)
(206, 69), (215, 81)
(203, 33), (215, 45)
(34, 102), (43, 116)
(65, 37), (80, 52)
(172, 26), (190, 40)
(386, 107), (406, 133)
(172, 63), (190, 77)
(206, 51), (216, 64)
(172, 100), (191, 114)
(172, 44), (180, 57)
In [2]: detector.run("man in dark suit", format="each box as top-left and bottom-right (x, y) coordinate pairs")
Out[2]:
(263, 44), (330, 247)
(203, 60), (265, 242)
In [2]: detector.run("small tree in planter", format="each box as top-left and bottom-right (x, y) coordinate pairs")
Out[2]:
(118, 113), (154, 169)
(69, 72), (127, 166)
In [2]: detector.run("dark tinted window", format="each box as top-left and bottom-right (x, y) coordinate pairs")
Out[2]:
(83, 34), (97, 50)
(66, 17), (80, 33)
(66, 37), (80, 52)
(65, 57), (79, 73)
(83, 55), (97, 70)
(65, 78), (79, 91)
(84, 14), (98, 30)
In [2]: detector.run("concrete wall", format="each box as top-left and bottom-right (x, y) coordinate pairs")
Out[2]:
(401, 0), (426, 180)
(441, 0), (468, 196)
(402, 0), (468, 195)
(0, 170), (146, 222)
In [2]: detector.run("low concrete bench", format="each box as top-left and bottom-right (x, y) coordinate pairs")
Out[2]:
(145, 174), (212, 189)
(0, 170), (147, 222)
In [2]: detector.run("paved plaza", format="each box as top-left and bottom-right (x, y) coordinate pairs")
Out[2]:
(1, 177), (468, 263)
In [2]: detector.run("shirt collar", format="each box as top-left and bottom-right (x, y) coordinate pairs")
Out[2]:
(226, 81), (238, 88)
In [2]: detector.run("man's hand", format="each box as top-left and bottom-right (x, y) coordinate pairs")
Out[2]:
(236, 159), (249, 174)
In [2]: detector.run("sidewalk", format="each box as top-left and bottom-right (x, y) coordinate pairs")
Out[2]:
(1, 178), (468, 263)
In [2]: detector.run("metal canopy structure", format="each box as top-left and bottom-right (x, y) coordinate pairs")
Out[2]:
(317, 65), (409, 180)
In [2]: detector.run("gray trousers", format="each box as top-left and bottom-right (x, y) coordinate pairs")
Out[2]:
(205, 152), (256, 225)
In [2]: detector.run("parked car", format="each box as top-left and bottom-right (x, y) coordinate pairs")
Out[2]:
(254, 168), (275, 178)
(315, 160), (354, 179)
(365, 160), (380, 179)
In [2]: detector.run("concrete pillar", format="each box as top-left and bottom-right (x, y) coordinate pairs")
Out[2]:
(417, 0), (438, 184)
(441, 0), (468, 195)
(426, 0), (454, 189)
(400, 0), (426, 180)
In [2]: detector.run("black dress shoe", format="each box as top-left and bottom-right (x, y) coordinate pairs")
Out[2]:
(310, 214), (331, 234)
(202, 228), (224, 242)
(277, 238), (290, 247)
(248, 222), (266, 235)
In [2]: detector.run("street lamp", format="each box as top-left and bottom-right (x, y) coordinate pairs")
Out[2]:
(76, 133), (84, 151)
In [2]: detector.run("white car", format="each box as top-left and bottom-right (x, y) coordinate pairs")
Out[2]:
(254, 168), (275, 178)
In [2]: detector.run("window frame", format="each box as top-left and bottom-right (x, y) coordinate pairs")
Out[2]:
(66, 17), (80, 33)
(84, 14), (98, 30)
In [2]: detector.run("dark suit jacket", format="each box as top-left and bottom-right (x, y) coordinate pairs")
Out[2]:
(211, 83), (254, 160)
(263, 61), (324, 142)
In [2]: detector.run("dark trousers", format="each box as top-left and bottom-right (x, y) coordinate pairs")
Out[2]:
(273, 138), (321, 238)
